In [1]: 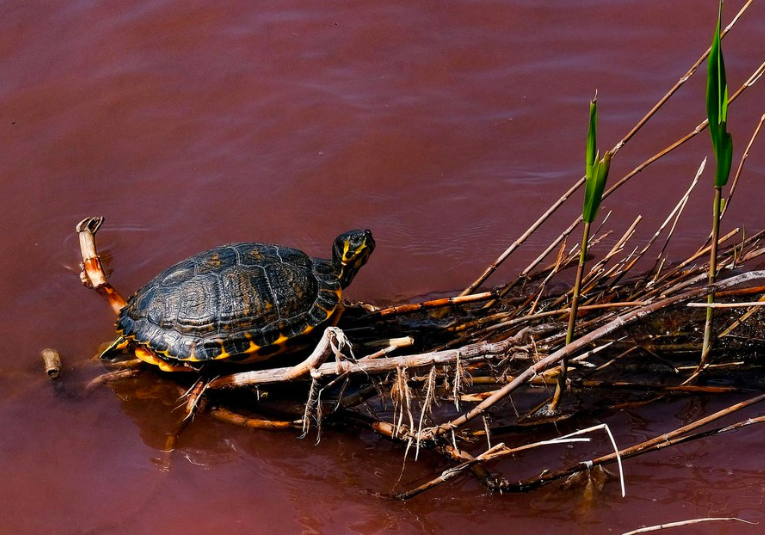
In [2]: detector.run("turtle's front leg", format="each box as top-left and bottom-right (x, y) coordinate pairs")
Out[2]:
(76, 217), (127, 315)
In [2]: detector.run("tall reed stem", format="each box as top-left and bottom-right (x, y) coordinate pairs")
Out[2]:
(550, 221), (591, 411)
(700, 187), (722, 365)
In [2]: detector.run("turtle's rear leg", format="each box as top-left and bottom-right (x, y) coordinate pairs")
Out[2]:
(76, 217), (127, 315)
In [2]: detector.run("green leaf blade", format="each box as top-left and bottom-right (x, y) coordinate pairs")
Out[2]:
(706, 0), (733, 188)
(583, 151), (612, 223)
(586, 97), (597, 181)
(715, 131), (733, 188)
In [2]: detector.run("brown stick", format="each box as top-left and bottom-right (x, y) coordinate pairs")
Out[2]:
(622, 518), (755, 535)
(618, 160), (703, 284)
(85, 368), (142, 392)
(638, 227), (742, 300)
(721, 113), (765, 221)
(76, 217), (127, 314)
(688, 301), (765, 309)
(208, 407), (300, 430)
(375, 291), (497, 317)
(41, 348), (62, 381)
(573, 381), (741, 393)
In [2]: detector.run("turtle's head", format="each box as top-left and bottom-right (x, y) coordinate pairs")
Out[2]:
(332, 229), (375, 288)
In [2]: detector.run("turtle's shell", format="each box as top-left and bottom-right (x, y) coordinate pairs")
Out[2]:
(117, 243), (341, 364)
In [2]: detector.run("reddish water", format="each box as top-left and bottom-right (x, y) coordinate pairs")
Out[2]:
(2, 1), (765, 533)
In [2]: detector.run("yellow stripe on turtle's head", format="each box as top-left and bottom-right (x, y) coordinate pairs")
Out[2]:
(332, 229), (375, 288)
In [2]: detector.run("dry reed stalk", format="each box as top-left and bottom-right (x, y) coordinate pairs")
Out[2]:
(572, 381), (740, 393)
(460, 176), (585, 296)
(613, 0), (754, 155)
(687, 301), (765, 308)
(721, 113), (765, 221)
(636, 227), (743, 300)
(481, 302), (648, 337)
(464, 374), (739, 402)
(584, 216), (642, 282)
(602, 60), (764, 211)
(546, 218), (641, 313)
(374, 291), (496, 317)
(618, 161), (703, 285)
(621, 517), (755, 535)
(717, 285), (765, 297)
(208, 407), (300, 430)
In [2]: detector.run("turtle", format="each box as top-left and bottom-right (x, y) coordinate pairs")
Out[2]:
(100, 230), (375, 372)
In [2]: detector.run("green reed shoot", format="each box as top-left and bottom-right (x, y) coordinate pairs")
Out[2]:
(551, 95), (612, 411)
(700, 0), (733, 368)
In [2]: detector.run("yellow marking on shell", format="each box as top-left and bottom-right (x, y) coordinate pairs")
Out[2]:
(273, 333), (290, 345)
(241, 333), (260, 354)
(214, 340), (232, 360)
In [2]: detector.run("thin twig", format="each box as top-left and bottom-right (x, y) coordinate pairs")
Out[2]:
(622, 517), (756, 535)
(721, 113), (765, 220)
